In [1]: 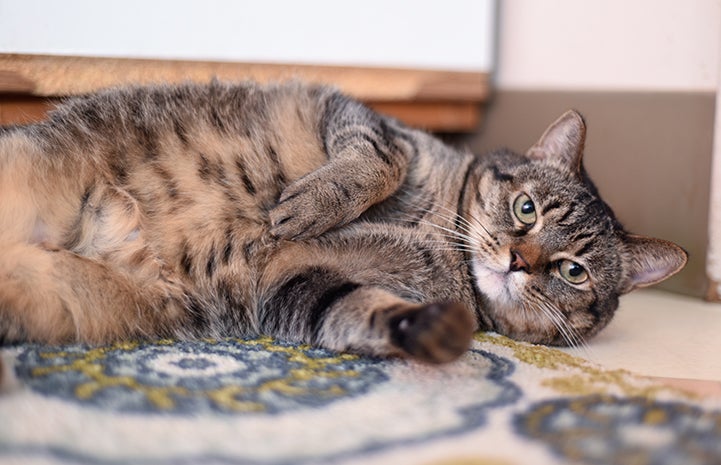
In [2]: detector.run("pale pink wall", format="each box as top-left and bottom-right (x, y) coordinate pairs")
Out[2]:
(495, 0), (720, 91)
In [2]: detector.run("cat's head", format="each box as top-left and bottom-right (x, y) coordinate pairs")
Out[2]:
(463, 110), (687, 346)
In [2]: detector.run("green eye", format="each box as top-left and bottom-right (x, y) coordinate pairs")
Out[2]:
(559, 260), (589, 284)
(513, 193), (537, 225)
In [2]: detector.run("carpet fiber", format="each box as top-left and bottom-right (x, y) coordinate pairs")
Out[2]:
(1, 333), (719, 465)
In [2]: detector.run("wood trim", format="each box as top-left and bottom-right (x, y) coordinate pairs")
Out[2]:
(0, 54), (488, 131)
(369, 101), (482, 132)
(705, 278), (720, 302)
(0, 96), (55, 126)
(0, 54), (488, 102)
(0, 96), (482, 133)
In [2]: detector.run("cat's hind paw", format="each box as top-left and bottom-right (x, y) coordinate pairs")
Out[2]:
(388, 302), (475, 364)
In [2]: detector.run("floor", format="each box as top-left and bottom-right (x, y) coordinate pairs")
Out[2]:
(559, 289), (721, 394)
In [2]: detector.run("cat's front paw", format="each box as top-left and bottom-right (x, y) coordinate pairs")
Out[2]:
(269, 171), (363, 240)
(388, 302), (475, 364)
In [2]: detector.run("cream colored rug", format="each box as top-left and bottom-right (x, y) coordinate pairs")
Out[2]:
(1, 333), (719, 465)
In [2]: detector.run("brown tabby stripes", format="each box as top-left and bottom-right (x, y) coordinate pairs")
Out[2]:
(0, 80), (686, 363)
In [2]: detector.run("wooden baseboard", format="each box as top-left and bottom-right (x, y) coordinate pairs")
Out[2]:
(0, 95), (55, 126)
(0, 54), (488, 131)
(705, 279), (721, 302)
(0, 96), (482, 132)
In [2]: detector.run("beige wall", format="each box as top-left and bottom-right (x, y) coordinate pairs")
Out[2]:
(460, 1), (721, 298)
(462, 90), (714, 297)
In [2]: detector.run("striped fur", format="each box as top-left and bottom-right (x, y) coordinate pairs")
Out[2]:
(0, 81), (686, 362)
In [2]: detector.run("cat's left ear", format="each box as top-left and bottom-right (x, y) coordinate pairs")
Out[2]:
(526, 110), (586, 173)
(618, 234), (688, 294)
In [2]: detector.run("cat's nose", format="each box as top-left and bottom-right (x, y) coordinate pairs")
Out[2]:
(509, 249), (531, 273)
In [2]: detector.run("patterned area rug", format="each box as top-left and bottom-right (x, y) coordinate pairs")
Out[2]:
(1, 333), (720, 465)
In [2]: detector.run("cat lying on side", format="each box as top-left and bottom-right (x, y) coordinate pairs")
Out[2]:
(0, 81), (686, 363)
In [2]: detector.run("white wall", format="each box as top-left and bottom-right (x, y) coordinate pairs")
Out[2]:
(0, 0), (495, 72)
(495, 0), (721, 91)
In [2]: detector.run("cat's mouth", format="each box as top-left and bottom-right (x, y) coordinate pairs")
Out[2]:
(470, 259), (527, 306)
(471, 259), (556, 344)
(470, 256), (593, 347)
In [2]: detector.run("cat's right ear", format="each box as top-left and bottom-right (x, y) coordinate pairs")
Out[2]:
(526, 110), (586, 173)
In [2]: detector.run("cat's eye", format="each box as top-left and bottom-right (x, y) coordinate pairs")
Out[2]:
(558, 260), (589, 284)
(513, 193), (537, 225)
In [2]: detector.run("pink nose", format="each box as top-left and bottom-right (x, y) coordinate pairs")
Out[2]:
(509, 250), (530, 273)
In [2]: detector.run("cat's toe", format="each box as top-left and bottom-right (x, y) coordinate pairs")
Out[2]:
(388, 302), (475, 364)
(269, 201), (326, 240)
(269, 177), (352, 240)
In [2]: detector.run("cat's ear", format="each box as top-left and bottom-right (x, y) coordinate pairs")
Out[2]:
(526, 110), (586, 173)
(619, 234), (688, 294)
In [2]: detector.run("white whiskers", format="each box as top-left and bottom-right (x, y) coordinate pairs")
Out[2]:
(387, 189), (597, 363)
(392, 193), (497, 255)
(527, 287), (596, 361)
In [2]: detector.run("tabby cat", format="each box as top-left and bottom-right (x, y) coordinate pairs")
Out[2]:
(0, 80), (686, 364)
